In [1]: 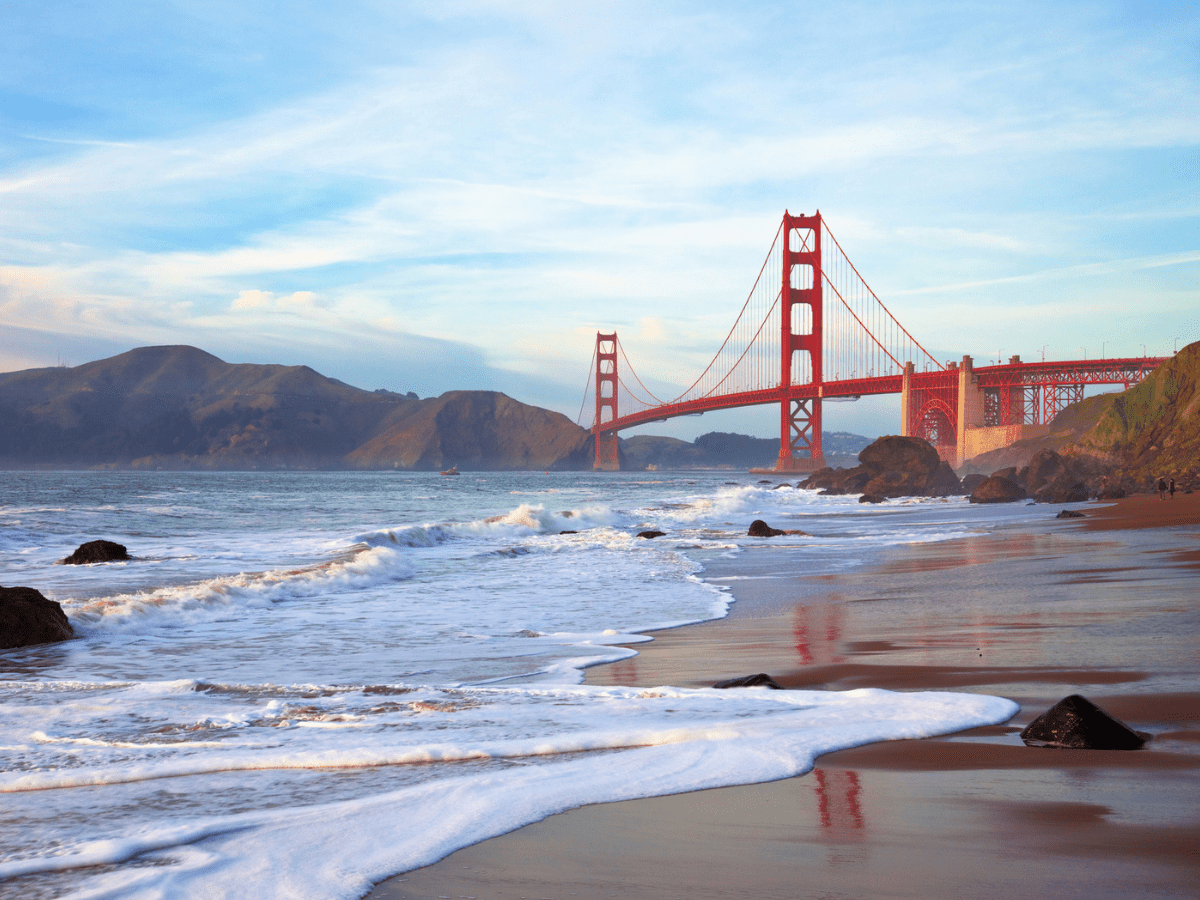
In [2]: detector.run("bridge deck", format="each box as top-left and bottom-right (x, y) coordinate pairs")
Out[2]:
(599, 357), (1165, 434)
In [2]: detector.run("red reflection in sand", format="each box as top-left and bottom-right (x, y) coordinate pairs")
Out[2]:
(814, 768), (865, 835)
(793, 603), (845, 666)
(607, 657), (639, 686)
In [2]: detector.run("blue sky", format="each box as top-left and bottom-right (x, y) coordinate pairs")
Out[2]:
(1, 1), (1197, 439)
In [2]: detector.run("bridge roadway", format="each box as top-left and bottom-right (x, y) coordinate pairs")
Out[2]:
(599, 356), (1167, 468)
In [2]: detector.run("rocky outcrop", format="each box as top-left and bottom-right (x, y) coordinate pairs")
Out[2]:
(712, 673), (783, 689)
(747, 519), (809, 537)
(965, 342), (1200, 490)
(1, 586), (74, 649)
(637, 530), (666, 539)
(970, 450), (1102, 503)
(801, 435), (961, 500)
(1056, 509), (1086, 519)
(969, 476), (1026, 504)
(1020, 695), (1149, 750)
(61, 540), (130, 565)
(960, 473), (987, 494)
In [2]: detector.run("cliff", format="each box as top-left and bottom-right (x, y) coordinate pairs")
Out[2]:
(965, 341), (1200, 487)
(0, 346), (590, 470)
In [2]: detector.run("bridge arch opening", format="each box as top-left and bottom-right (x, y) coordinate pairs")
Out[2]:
(791, 304), (813, 336)
(790, 263), (814, 291)
(790, 227), (815, 252)
(915, 399), (956, 450)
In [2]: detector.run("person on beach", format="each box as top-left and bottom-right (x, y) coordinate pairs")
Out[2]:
(1158, 477), (1167, 499)
(1169, 477), (1176, 499)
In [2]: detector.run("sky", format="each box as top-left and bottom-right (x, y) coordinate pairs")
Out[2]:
(1, 0), (1197, 440)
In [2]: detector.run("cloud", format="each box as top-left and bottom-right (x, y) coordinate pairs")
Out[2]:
(0, 1), (1196, 428)
(230, 290), (323, 311)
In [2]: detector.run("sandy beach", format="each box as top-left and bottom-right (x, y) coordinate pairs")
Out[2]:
(370, 493), (1200, 900)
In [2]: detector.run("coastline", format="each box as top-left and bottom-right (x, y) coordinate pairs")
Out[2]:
(369, 493), (1200, 899)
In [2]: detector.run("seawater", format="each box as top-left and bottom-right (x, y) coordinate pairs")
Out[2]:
(0, 471), (1026, 899)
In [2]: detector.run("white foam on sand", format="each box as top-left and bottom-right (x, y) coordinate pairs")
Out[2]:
(0, 684), (1017, 899)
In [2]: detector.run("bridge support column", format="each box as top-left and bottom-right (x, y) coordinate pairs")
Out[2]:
(777, 396), (825, 472)
(593, 332), (620, 471)
(776, 210), (826, 472)
(955, 356), (984, 469)
(900, 361), (915, 436)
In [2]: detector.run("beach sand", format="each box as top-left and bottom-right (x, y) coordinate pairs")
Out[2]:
(369, 493), (1200, 899)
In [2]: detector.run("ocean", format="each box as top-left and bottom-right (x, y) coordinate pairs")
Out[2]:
(0, 470), (1028, 900)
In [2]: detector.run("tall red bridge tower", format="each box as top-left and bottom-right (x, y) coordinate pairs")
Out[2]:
(778, 211), (825, 471)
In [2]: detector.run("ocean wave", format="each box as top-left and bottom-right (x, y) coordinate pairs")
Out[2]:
(62, 545), (416, 632)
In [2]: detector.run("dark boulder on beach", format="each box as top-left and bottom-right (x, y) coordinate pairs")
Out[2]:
(1034, 480), (1089, 504)
(960, 472), (987, 494)
(747, 519), (809, 537)
(749, 519), (785, 537)
(637, 530), (666, 539)
(1096, 484), (1126, 500)
(969, 476), (1027, 504)
(1, 586), (74, 649)
(1056, 509), (1086, 519)
(1020, 695), (1149, 750)
(713, 673), (783, 690)
(800, 436), (960, 499)
(61, 540), (130, 565)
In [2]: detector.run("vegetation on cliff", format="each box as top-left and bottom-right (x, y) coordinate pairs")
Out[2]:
(966, 341), (1200, 488)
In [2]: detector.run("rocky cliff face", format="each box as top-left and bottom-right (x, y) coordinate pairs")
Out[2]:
(965, 341), (1200, 489)
(0, 346), (590, 470)
(1069, 341), (1200, 482)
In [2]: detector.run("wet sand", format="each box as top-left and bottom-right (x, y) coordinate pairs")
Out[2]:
(370, 495), (1200, 899)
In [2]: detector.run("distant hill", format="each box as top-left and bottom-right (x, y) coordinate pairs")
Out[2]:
(620, 430), (872, 470)
(965, 341), (1200, 488)
(0, 346), (591, 471)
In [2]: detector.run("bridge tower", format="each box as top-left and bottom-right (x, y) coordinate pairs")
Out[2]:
(777, 211), (827, 471)
(593, 332), (620, 470)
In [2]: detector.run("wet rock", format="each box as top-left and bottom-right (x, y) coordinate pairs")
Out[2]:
(960, 472), (987, 494)
(61, 540), (130, 565)
(1, 585), (74, 650)
(1034, 479), (1089, 503)
(748, 519), (785, 537)
(559, 530), (578, 535)
(713, 673), (782, 690)
(1020, 695), (1149, 750)
(926, 460), (964, 497)
(637, 530), (666, 539)
(858, 493), (886, 504)
(747, 520), (809, 537)
(1056, 509), (1086, 519)
(801, 436), (958, 499)
(969, 476), (1027, 504)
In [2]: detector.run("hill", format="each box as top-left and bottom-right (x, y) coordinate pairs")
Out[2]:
(619, 430), (872, 470)
(965, 341), (1200, 488)
(0, 346), (590, 470)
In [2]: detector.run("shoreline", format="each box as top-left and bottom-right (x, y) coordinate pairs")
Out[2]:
(370, 493), (1200, 899)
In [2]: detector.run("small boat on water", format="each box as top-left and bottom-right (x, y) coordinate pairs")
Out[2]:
(440, 466), (459, 476)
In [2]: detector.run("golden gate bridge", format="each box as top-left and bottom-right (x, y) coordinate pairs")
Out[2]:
(579, 211), (1166, 471)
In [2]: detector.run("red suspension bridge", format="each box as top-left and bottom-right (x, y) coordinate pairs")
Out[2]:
(581, 211), (1166, 471)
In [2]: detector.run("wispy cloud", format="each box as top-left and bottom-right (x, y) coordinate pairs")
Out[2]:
(1, 1), (1197, 429)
